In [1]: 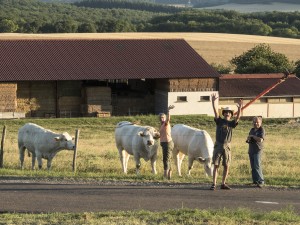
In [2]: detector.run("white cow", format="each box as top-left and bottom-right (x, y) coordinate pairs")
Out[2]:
(172, 124), (214, 177)
(18, 123), (75, 170)
(115, 121), (160, 175)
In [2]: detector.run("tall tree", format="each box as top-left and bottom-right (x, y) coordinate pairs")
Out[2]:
(230, 44), (294, 74)
(0, 19), (18, 32)
(295, 60), (300, 78)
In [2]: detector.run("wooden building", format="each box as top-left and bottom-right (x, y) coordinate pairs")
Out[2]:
(0, 38), (220, 118)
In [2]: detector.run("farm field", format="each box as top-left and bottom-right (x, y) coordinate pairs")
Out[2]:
(1, 32), (300, 66)
(0, 115), (299, 188)
(200, 2), (300, 13)
(0, 116), (299, 224)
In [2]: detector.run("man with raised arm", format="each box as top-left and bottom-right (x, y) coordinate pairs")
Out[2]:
(210, 93), (242, 190)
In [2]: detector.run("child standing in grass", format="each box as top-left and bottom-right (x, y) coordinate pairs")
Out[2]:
(246, 116), (265, 188)
(210, 93), (242, 190)
(159, 105), (175, 180)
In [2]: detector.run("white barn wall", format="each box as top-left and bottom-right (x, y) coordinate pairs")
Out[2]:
(167, 91), (217, 116)
(241, 104), (268, 118)
(268, 104), (294, 118)
(219, 102), (300, 118)
(294, 103), (300, 117)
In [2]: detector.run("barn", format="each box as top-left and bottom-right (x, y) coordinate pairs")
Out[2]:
(0, 38), (220, 118)
(219, 74), (300, 118)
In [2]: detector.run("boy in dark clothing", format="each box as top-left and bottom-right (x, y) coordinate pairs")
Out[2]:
(210, 93), (242, 190)
(247, 116), (265, 188)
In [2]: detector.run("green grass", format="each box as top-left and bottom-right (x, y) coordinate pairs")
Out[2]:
(0, 115), (299, 223)
(0, 115), (299, 187)
(0, 207), (299, 225)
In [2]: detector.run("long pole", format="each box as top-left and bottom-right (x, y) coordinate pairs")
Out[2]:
(72, 129), (80, 172)
(0, 126), (7, 168)
(234, 73), (289, 115)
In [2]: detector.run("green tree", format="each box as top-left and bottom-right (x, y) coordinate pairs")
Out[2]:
(230, 44), (294, 74)
(295, 60), (300, 78)
(210, 63), (233, 74)
(54, 19), (78, 33)
(0, 19), (18, 32)
(78, 22), (97, 33)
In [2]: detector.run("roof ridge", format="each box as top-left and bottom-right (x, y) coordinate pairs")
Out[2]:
(220, 73), (285, 79)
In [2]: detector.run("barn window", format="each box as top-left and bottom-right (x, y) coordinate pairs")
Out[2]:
(268, 97), (293, 103)
(199, 96), (210, 102)
(177, 96), (187, 102)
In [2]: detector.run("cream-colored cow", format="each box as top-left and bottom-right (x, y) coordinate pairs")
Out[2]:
(115, 121), (160, 175)
(172, 124), (214, 177)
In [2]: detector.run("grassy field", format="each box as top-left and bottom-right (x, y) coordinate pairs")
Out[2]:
(1, 115), (299, 224)
(1, 207), (299, 225)
(1, 32), (300, 66)
(0, 115), (299, 187)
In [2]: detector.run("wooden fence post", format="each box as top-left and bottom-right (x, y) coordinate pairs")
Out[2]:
(72, 129), (80, 172)
(0, 126), (7, 168)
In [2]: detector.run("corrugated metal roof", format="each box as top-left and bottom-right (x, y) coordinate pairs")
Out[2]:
(0, 39), (220, 81)
(220, 74), (300, 98)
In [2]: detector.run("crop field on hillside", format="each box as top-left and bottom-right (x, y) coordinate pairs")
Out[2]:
(1, 32), (300, 65)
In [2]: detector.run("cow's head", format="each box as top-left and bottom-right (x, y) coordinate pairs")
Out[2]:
(198, 157), (214, 177)
(54, 132), (75, 150)
(138, 127), (160, 147)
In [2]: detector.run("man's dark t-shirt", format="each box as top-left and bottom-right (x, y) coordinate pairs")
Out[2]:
(248, 127), (265, 154)
(214, 117), (238, 144)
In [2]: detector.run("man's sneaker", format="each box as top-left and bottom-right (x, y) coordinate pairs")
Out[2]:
(221, 184), (231, 190)
(257, 183), (264, 188)
(210, 184), (216, 190)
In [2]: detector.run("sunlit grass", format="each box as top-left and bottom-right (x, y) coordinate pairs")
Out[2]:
(0, 116), (299, 187)
(0, 207), (299, 225)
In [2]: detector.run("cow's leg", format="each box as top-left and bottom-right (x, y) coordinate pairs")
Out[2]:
(178, 152), (185, 176)
(31, 152), (37, 170)
(176, 152), (185, 177)
(119, 149), (129, 174)
(134, 155), (141, 175)
(36, 152), (43, 170)
(187, 155), (194, 176)
(47, 158), (53, 170)
(123, 151), (130, 174)
(150, 155), (157, 175)
(19, 146), (26, 170)
(173, 147), (181, 176)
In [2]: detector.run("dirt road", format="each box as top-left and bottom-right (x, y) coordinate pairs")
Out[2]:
(0, 181), (299, 214)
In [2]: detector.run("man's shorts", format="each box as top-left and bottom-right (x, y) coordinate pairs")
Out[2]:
(212, 142), (231, 166)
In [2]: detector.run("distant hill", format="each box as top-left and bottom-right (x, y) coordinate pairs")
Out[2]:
(39, 0), (300, 4)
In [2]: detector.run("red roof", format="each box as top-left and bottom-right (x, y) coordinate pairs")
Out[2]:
(219, 74), (300, 98)
(0, 39), (219, 81)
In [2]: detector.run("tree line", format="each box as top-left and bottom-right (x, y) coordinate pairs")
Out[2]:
(73, 0), (181, 13)
(144, 10), (300, 38)
(1, 0), (300, 38)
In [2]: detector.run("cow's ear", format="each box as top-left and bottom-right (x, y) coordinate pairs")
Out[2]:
(54, 137), (61, 142)
(72, 137), (75, 140)
(138, 131), (144, 137)
(154, 132), (160, 139)
(197, 157), (206, 163)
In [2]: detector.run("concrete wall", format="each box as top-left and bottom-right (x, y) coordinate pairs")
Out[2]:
(165, 91), (217, 116)
(219, 99), (300, 118)
(0, 112), (25, 119)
